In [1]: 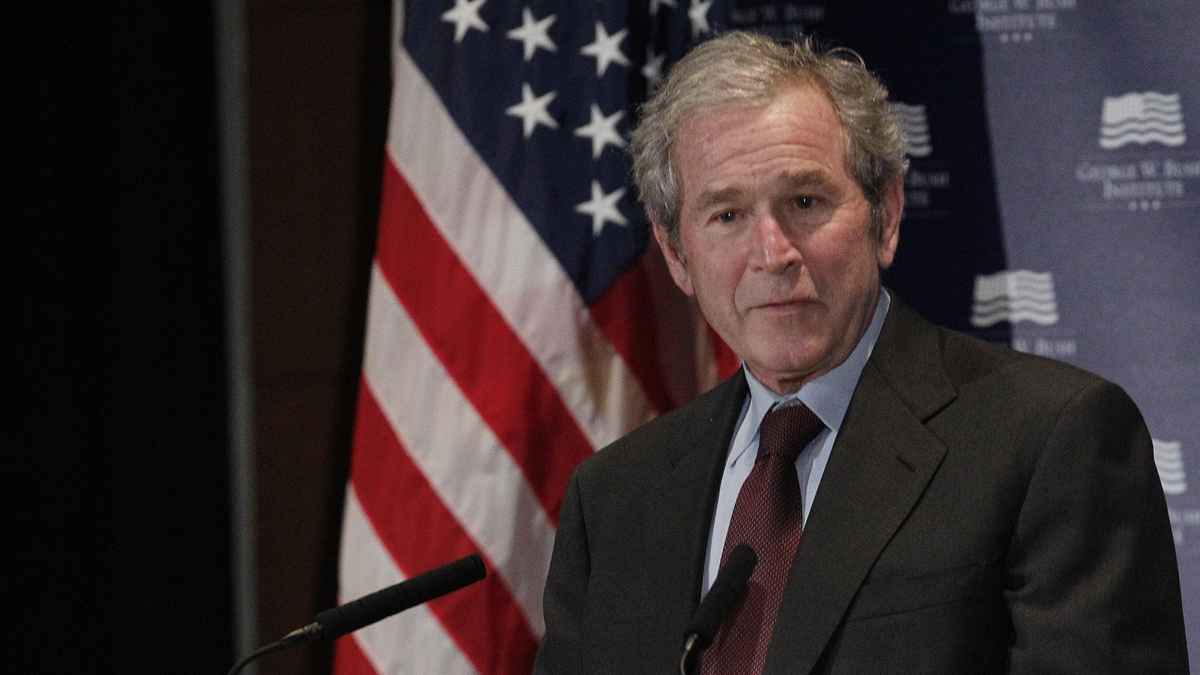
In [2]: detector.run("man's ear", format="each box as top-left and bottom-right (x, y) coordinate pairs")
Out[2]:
(876, 177), (903, 270)
(651, 221), (695, 296)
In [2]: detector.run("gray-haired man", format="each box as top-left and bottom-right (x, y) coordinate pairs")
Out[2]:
(536, 32), (1187, 674)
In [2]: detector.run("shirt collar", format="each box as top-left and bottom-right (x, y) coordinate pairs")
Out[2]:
(730, 288), (891, 466)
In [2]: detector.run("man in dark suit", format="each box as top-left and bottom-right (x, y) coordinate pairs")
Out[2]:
(535, 32), (1188, 674)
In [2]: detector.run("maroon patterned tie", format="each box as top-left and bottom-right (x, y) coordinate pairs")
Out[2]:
(699, 402), (824, 675)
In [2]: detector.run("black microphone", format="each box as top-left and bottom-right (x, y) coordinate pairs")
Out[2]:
(679, 544), (757, 675)
(305, 553), (486, 640)
(228, 554), (486, 675)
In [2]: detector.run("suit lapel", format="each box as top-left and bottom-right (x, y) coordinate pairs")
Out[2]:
(764, 298), (957, 675)
(642, 373), (748, 664)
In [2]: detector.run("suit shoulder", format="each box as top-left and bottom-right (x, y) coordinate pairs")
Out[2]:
(937, 325), (1111, 403)
(572, 375), (742, 485)
(932, 326), (1152, 456)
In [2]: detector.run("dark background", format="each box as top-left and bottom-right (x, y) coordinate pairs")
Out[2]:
(22, 2), (388, 673)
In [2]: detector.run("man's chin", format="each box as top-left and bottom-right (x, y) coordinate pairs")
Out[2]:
(745, 345), (829, 392)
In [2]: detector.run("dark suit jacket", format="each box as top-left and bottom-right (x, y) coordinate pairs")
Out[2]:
(535, 299), (1188, 674)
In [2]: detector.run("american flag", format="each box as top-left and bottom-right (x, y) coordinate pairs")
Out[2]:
(334, 1), (736, 673)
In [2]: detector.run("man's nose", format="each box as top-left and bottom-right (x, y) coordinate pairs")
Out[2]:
(752, 212), (802, 272)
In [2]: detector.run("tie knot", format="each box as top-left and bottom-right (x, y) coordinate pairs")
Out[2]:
(759, 402), (823, 463)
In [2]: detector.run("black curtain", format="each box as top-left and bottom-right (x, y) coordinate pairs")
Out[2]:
(19, 5), (233, 671)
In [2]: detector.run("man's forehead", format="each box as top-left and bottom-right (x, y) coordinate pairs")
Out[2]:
(693, 169), (837, 208)
(675, 87), (849, 209)
(673, 84), (845, 168)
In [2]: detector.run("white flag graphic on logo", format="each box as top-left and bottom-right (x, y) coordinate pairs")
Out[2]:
(970, 270), (1059, 327)
(1100, 92), (1186, 149)
(892, 102), (931, 158)
(1153, 439), (1187, 496)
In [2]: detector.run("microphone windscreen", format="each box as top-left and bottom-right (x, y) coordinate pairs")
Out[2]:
(315, 554), (486, 639)
(684, 544), (757, 647)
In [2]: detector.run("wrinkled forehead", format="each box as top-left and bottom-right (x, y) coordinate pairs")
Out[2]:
(671, 83), (851, 192)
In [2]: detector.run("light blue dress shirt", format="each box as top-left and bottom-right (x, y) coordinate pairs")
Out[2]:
(701, 289), (891, 593)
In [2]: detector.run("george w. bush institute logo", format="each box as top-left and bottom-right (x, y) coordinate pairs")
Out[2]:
(1153, 439), (1187, 496)
(1100, 92), (1186, 150)
(970, 270), (1059, 327)
(893, 102), (931, 158)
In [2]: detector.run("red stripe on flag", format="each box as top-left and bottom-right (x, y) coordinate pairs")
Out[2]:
(333, 635), (380, 675)
(351, 384), (539, 674)
(589, 262), (675, 415)
(376, 161), (594, 521)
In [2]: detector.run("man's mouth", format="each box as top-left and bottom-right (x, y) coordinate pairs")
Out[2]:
(755, 298), (817, 313)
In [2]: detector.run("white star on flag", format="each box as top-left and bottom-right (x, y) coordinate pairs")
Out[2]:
(576, 180), (628, 236)
(580, 22), (631, 77)
(506, 83), (558, 138)
(642, 48), (666, 86)
(689, 0), (713, 37)
(442, 0), (489, 44)
(574, 105), (626, 159)
(506, 8), (556, 62)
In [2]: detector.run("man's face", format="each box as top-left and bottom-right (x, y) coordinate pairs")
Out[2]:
(654, 84), (901, 394)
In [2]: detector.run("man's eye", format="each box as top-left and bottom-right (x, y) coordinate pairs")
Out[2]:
(793, 195), (815, 209)
(715, 210), (738, 223)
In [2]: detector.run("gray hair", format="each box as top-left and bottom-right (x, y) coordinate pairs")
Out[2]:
(630, 31), (908, 244)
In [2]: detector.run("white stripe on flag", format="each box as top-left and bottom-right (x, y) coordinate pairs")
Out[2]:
(363, 263), (552, 635)
(387, 44), (654, 450)
(339, 487), (479, 674)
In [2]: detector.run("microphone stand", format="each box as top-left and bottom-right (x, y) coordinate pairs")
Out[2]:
(679, 633), (702, 675)
(226, 624), (320, 675)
